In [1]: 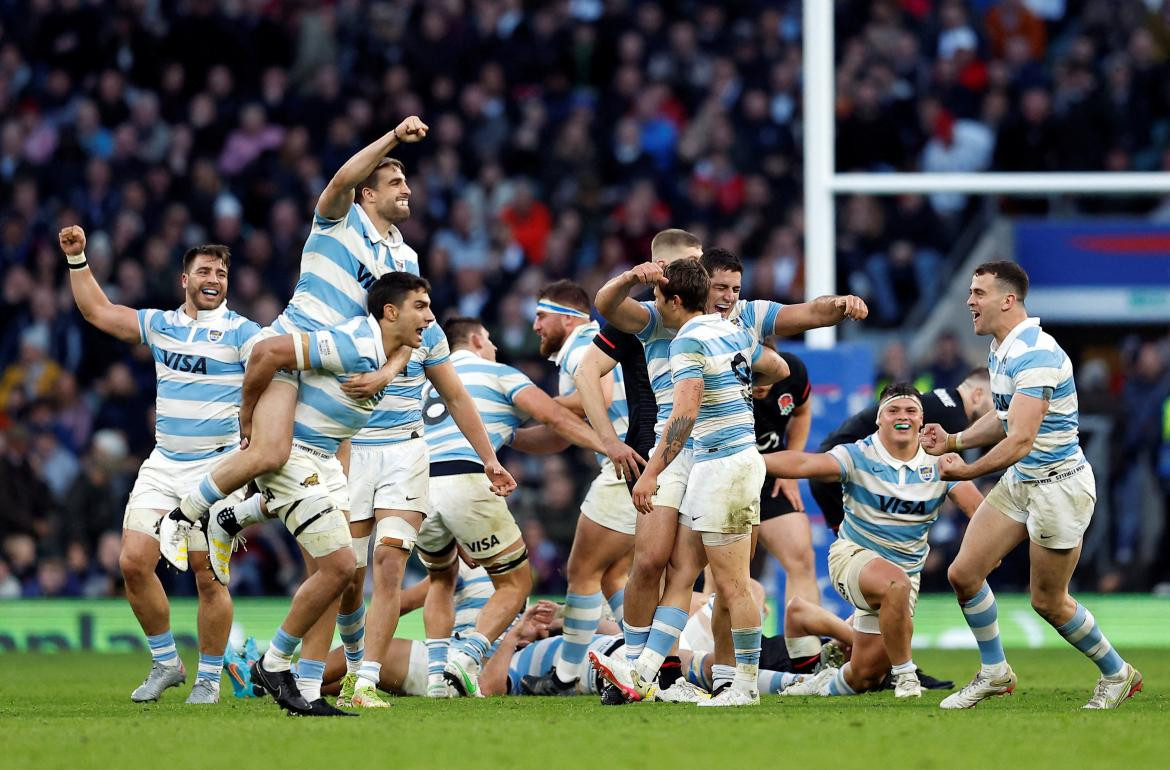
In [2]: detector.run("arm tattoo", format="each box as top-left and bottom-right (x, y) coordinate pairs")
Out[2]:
(661, 415), (695, 466)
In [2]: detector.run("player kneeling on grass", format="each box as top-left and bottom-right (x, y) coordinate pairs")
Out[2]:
(763, 384), (982, 698)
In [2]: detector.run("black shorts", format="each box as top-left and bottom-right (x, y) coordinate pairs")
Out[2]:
(759, 477), (800, 522)
(809, 479), (844, 531)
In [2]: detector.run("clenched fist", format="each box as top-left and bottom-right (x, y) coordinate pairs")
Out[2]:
(393, 116), (429, 143)
(59, 225), (86, 257)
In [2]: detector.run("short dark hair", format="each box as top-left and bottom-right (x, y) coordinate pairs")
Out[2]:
(661, 259), (709, 313)
(962, 366), (990, 384)
(182, 245), (231, 272)
(700, 247), (743, 276)
(367, 271), (431, 318)
(878, 382), (922, 402)
(537, 279), (590, 313)
(357, 157), (406, 198)
(443, 316), (485, 348)
(973, 260), (1029, 301)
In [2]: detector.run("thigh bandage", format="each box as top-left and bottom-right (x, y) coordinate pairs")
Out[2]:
(375, 515), (419, 553)
(700, 531), (749, 547)
(351, 534), (371, 568)
(278, 495), (350, 558)
(483, 547), (529, 576)
(417, 539), (458, 572)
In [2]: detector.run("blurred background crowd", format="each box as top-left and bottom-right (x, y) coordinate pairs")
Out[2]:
(2, 0), (1170, 601)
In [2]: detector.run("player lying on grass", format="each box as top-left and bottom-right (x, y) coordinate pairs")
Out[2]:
(761, 383), (982, 698)
(61, 225), (261, 705)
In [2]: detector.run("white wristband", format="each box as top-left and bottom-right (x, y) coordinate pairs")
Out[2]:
(67, 251), (88, 269)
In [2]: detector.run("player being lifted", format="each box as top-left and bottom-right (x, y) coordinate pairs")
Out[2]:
(233, 272), (430, 716)
(528, 280), (635, 693)
(60, 226), (260, 705)
(161, 116), (430, 547)
(414, 317), (604, 697)
(922, 262), (1142, 710)
(591, 259), (789, 707)
(591, 247), (867, 696)
(763, 384), (982, 698)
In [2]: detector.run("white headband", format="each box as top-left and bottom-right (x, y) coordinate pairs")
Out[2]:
(875, 394), (922, 426)
(535, 299), (590, 319)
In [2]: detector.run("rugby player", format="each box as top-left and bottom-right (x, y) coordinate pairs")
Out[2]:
(761, 384), (982, 698)
(591, 259), (790, 707)
(411, 317), (603, 698)
(811, 367), (993, 532)
(521, 228), (699, 696)
(922, 261), (1142, 709)
(161, 116), (430, 547)
(60, 226), (259, 704)
(528, 280), (635, 692)
(231, 272), (432, 716)
(592, 248), (867, 697)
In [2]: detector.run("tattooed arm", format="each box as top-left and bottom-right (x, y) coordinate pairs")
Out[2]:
(631, 379), (702, 514)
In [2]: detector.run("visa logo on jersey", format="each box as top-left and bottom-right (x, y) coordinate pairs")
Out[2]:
(160, 351), (208, 374)
(875, 495), (928, 516)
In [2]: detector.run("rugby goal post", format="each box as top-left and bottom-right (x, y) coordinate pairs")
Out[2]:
(801, 1), (1170, 349)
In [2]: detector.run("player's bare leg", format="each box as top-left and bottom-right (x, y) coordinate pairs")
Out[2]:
(622, 505), (679, 659)
(335, 517), (372, 704)
(759, 513), (818, 606)
(293, 545), (345, 710)
(699, 535), (761, 706)
(420, 554), (459, 697)
(188, 550), (231, 703)
(859, 557), (920, 697)
(120, 526), (187, 701)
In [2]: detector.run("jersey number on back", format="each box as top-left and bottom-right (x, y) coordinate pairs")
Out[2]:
(421, 384), (448, 426)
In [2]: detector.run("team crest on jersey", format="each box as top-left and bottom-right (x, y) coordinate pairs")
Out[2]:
(300, 473), (320, 487)
(918, 465), (936, 482)
(778, 393), (795, 415)
(208, 329), (223, 342)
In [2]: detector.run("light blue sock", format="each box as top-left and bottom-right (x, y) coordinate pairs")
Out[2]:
(624, 624), (650, 662)
(961, 582), (1006, 666)
(196, 653), (223, 683)
(296, 658), (326, 702)
(635, 605), (688, 682)
(731, 626), (762, 691)
(607, 588), (625, 629)
(262, 627), (300, 672)
(181, 474), (227, 519)
(556, 591), (604, 681)
(426, 638), (449, 679)
(687, 651), (712, 690)
(459, 631), (491, 667)
(825, 664), (858, 696)
(1053, 603), (1125, 677)
(757, 669), (800, 694)
(337, 604), (366, 674)
(146, 631), (179, 666)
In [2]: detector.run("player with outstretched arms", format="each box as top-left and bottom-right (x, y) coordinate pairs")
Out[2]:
(160, 116), (430, 547)
(921, 261), (1142, 710)
(591, 247), (867, 697)
(60, 226), (260, 705)
(409, 317), (602, 698)
(590, 259), (789, 707)
(762, 384), (982, 698)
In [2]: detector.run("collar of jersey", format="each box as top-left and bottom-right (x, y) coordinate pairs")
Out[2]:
(450, 349), (479, 363)
(365, 314), (388, 365)
(677, 312), (720, 336)
(870, 432), (927, 471)
(175, 302), (229, 326)
(990, 316), (1040, 355)
(550, 320), (599, 366)
(353, 203), (404, 250)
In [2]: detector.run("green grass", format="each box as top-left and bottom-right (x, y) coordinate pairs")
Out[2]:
(0, 650), (1165, 769)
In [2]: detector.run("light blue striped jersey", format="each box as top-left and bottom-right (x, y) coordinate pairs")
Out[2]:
(291, 315), (388, 454)
(351, 323), (449, 446)
(553, 320), (628, 459)
(669, 313), (761, 462)
(635, 300), (684, 443)
(273, 204), (420, 334)
(727, 298), (784, 339)
(137, 304), (262, 462)
(508, 634), (619, 695)
(424, 350), (536, 464)
(828, 435), (957, 574)
(988, 317), (1084, 480)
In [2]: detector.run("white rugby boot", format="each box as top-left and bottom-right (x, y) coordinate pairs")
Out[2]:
(940, 664), (1017, 709)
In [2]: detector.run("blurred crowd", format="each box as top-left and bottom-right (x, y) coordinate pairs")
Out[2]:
(3, 0), (1170, 598)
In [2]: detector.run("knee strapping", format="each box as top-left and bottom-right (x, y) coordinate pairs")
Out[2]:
(352, 535), (371, 568)
(484, 547), (528, 576)
(277, 496), (349, 557)
(375, 516), (418, 553)
(700, 531), (749, 547)
(417, 540), (457, 572)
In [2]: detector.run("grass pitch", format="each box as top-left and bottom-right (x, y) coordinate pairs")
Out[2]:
(0, 649), (1165, 770)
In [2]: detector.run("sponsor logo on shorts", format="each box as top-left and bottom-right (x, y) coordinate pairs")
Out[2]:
(300, 473), (320, 487)
(466, 534), (501, 553)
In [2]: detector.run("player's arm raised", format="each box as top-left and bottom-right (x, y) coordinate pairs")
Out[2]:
(631, 378), (701, 514)
(316, 115), (429, 221)
(513, 384), (606, 456)
(938, 393), (1046, 481)
(426, 360), (517, 496)
(59, 226), (140, 344)
(571, 346), (645, 479)
(762, 450), (843, 483)
(594, 263), (662, 333)
(772, 294), (868, 337)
